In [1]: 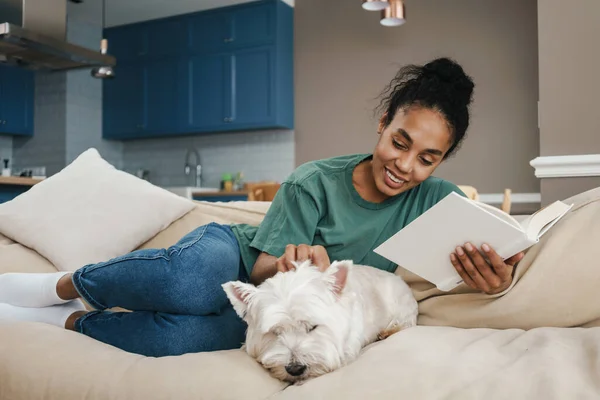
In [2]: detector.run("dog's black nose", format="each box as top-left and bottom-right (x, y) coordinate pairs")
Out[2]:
(285, 363), (307, 376)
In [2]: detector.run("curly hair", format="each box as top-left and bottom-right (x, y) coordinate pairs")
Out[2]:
(375, 57), (475, 159)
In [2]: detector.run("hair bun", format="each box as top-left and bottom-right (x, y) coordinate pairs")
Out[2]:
(422, 57), (474, 106)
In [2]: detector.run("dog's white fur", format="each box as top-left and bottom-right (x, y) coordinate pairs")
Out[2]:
(222, 260), (418, 383)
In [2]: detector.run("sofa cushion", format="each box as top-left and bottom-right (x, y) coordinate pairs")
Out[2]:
(270, 325), (600, 400)
(137, 200), (271, 250)
(0, 148), (195, 272)
(0, 233), (57, 275)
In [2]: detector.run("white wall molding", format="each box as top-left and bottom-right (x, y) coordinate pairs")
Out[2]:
(530, 154), (600, 178)
(479, 193), (541, 204)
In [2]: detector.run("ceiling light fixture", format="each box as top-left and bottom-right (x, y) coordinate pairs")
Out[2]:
(91, 0), (115, 79)
(361, 0), (389, 11)
(380, 0), (406, 27)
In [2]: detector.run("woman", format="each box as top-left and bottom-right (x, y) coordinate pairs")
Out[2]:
(0, 57), (523, 357)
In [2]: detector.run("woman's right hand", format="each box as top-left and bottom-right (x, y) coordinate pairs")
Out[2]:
(276, 244), (331, 273)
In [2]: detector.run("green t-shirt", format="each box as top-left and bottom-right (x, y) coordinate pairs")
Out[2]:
(231, 153), (465, 277)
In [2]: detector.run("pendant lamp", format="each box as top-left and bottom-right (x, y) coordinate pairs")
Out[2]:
(362, 0), (389, 11)
(380, 0), (406, 27)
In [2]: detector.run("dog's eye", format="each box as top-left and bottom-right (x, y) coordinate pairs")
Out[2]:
(308, 325), (318, 332)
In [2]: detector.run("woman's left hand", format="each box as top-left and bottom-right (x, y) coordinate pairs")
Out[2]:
(450, 242), (524, 295)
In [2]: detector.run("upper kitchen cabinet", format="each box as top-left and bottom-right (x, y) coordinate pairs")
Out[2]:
(189, 1), (275, 53)
(104, 17), (188, 63)
(103, 63), (145, 139)
(0, 65), (34, 136)
(103, 59), (186, 139)
(103, 0), (293, 140)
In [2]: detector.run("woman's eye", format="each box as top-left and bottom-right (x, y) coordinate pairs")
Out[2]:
(392, 140), (405, 150)
(421, 158), (434, 166)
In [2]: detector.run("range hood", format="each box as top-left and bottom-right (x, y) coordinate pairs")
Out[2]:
(0, 0), (115, 71)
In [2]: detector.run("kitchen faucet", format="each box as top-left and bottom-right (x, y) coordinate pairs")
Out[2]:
(184, 147), (202, 187)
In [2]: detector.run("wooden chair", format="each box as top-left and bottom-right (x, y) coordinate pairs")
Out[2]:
(246, 181), (281, 202)
(457, 185), (479, 201)
(501, 188), (512, 214)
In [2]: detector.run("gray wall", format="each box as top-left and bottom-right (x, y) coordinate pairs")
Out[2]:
(538, 0), (600, 204)
(294, 0), (539, 196)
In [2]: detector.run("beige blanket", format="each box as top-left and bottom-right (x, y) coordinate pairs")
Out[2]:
(272, 325), (600, 400)
(2, 320), (600, 400)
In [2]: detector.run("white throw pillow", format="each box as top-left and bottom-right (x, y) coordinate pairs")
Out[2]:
(0, 148), (196, 271)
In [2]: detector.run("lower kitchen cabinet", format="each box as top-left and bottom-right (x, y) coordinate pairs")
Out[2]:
(192, 193), (248, 202)
(0, 185), (31, 203)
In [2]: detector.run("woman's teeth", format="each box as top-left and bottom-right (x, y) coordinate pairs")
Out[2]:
(386, 169), (404, 184)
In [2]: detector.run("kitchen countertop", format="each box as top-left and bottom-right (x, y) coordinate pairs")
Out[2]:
(0, 176), (43, 186)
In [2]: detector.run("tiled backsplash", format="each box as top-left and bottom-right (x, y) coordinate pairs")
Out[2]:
(66, 12), (122, 169)
(13, 71), (68, 176)
(0, 136), (12, 168)
(122, 129), (295, 188)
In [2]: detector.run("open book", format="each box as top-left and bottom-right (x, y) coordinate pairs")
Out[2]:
(374, 192), (573, 292)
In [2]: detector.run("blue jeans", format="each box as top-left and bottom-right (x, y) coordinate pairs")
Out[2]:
(71, 223), (248, 357)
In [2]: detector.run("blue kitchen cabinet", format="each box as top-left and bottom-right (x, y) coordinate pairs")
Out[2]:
(103, 63), (145, 139)
(104, 25), (147, 63)
(102, 0), (294, 139)
(144, 58), (186, 135)
(0, 65), (34, 136)
(104, 58), (184, 139)
(232, 46), (274, 127)
(189, 1), (275, 54)
(0, 185), (31, 204)
(192, 194), (249, 202)
(187, 47), (275, 132)
(189, 10), (231, 54)
(105, 17), (187, 63)
(187, 53), (232, 131)
(184, 1), (293, 134)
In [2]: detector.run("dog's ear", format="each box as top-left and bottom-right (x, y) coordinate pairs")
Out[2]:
(324, 260), (352, 297)
(222, 281), (257, 318)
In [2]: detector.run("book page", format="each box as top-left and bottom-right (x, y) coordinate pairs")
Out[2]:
(473, 201), (521, 229)
(524, 201), (573, 240)
(374, 192), (530, 292)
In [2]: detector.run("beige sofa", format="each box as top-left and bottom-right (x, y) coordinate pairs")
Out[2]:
(2, 188), (600, 400)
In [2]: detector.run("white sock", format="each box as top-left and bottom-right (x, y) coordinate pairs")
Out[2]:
(0, 300), (86, 328)
(0, 271), (73, 307)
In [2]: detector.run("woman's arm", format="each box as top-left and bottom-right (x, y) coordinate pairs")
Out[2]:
(249, 253), (278, 285)
(250, 245), (331, 285)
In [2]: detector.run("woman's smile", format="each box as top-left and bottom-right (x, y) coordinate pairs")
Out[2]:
(384, 168), (407, 189)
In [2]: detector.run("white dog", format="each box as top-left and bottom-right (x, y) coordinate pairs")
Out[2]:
(222, 260), (418, 383)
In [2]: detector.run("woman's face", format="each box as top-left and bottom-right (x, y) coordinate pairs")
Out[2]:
(371, 106), (453, 199)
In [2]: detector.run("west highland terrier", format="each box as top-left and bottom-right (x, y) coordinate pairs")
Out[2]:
(222, 259), (418, 383)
